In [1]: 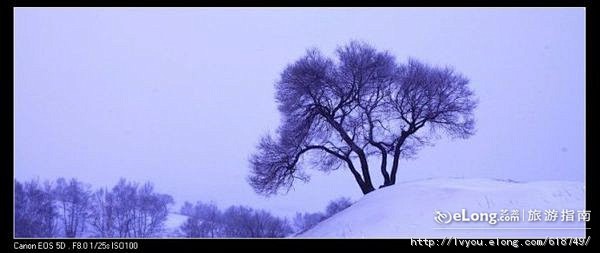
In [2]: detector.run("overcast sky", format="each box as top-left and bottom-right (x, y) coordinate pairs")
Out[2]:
(14, 7), (585, 218)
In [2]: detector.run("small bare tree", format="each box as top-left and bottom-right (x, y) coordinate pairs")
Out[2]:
(53, 178), (91, 237)
(132, 182), (174, 237)
(89, 187), (115, 237)
(88, 179), (173, 238)
(249, 41), (476, 195)
(292, 197), (352, 233)
(293, 212), (325, 233)
(180, 201), (222, 238)
(325, 197), (352, 217)
(15, 179), (58, 237)
(222, 206), (292, 238)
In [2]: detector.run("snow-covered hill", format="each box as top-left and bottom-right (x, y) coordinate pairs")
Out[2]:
(162, 212), (189, 237)
(297, 178), (586, 238)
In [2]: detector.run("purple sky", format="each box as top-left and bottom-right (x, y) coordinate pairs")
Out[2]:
(14, 8), (585, 217)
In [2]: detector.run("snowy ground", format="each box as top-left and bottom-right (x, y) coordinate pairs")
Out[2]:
(161, 212), (189, 237)
(297, 178), (586, 238)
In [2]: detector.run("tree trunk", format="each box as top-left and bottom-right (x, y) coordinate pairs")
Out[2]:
(372, 143), (391, 188)
(360, 184), (375, 194)
(389, 142), (403, 185)
(356, 153), (375, 193)
(320, 114), (375, 194)
(345, 159), (375, 194)
(357, 179), (375, 194)
(389, 151), (400, 185)
(389, 132), (409, 186)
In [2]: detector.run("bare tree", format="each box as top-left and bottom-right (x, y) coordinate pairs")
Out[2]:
(249, 41), (477, 195)
(180, 201), (194, 216)
(89, 187), (115, 237)
(110, 179), (137, 237)
(292, 197), (352, 233)
(14, 179), (58, 237)
(293, 212), (325, 233)
(131, 182), (174, 237)
(325, 197), (352, 217)
(53, 178), (91, 237)
(253, 210), (293, 237)
(88, 179), (173, 238)
(180, 201), (222, 238)
(222, 206), (292, 238)
(384, 59), (476, 185)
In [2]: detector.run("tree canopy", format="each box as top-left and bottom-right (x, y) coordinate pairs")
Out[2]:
(249, 41), (477, 195)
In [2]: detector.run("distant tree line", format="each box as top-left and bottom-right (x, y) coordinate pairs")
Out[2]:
(15, 178), (173, 238)
(15, 178), (352, 238)
(177, 197), (352, 238)
(178, 202), (293, 238)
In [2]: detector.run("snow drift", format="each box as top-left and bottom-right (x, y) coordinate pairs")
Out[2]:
(297, 178), (586, 238)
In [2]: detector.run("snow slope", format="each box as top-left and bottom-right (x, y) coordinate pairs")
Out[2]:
(161, 212), (189, 237)
(297, 178), (586, 238)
